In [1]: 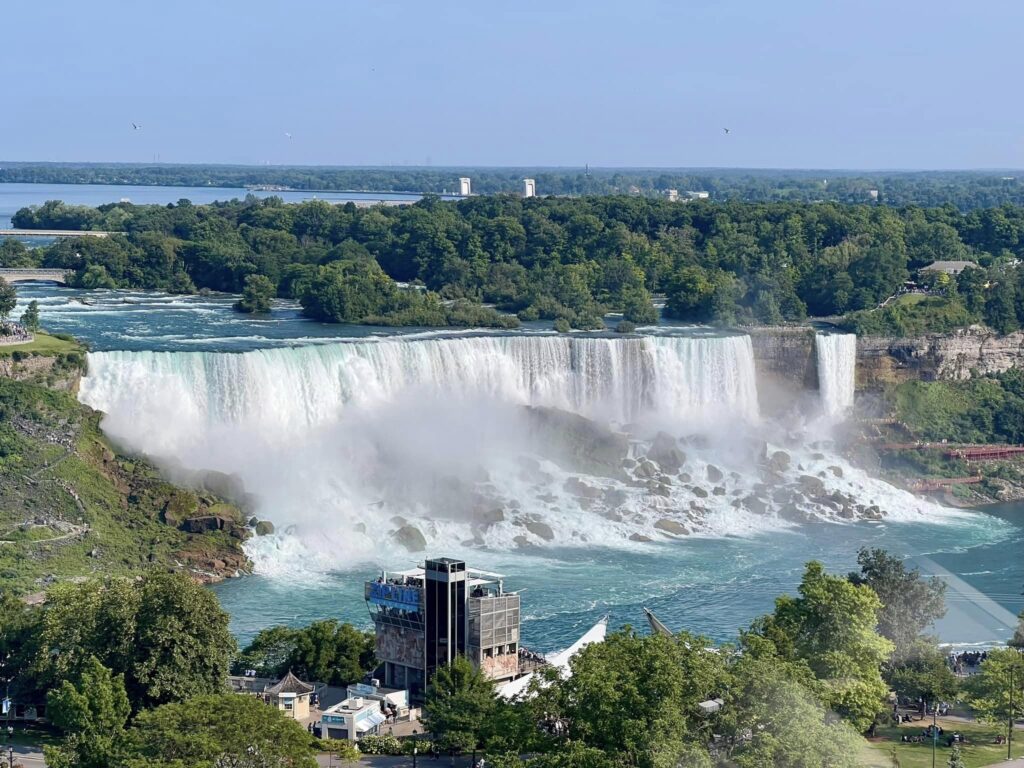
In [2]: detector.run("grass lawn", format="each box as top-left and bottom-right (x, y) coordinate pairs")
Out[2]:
(0, 331), (82, 357)
(861, 717), (1023, 767)
(892, 292), (929, 307)
(1, 722), (61, 748)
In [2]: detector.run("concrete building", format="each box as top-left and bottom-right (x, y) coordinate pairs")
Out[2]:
(458, 177), (472, 196)
(868, 189), (879, 200)
(523, 178), (536, 198)
(685, 190), (710, 200)
(666, 189), (679, 202)
(321, 696), (388, 742)
(365, 557), (523, 699)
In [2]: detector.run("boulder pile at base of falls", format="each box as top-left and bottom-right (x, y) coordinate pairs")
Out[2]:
(383, 406), (895, 554)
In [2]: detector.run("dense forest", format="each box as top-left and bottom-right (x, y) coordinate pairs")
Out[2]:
(7, 194), (1024, 332)
(4, 162), (1024, 209)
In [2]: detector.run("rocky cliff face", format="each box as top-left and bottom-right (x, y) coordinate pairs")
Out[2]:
(856, 326), (1024, 388)
(746, 327), (819, 411)
(747, 325), (1024, 395)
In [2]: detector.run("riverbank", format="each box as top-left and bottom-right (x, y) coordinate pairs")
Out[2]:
(0, 330), (254, 596)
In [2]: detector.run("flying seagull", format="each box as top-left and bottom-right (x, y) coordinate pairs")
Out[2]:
(131, 122), (142, 130)
(722, 127), (730, 134)
(284, 132), (293, 139)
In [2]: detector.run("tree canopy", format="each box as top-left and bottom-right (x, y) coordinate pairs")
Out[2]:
(11, 193), (1024, 332)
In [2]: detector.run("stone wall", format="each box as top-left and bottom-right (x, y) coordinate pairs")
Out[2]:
(856, 326), (1024, 389)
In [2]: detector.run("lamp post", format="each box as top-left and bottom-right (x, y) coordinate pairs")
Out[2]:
(1010, 664), (1016, 762)
(413, 744), (418, 768)
(931, 702), (938, 768)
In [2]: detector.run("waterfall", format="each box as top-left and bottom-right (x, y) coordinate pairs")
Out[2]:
(815, 332), (857, 416)
(74, 332), (815, 562)
(76, 330), (944, 566)
(79, 333), (760, 435)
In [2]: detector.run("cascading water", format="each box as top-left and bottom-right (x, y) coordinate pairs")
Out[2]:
(815, 332), (857, 417)
(79, 331), (939, 571)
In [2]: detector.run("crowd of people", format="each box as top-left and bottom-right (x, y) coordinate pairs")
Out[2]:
(0, 321), (31, 343)
(948, 650), (988, 675)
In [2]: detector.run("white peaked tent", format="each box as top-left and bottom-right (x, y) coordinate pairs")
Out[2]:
(497, 616), (608, 700)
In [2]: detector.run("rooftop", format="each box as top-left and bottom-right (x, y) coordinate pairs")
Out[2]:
(265, 671), (314, 696)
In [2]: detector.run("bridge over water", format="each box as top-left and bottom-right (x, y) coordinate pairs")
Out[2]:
(0, 229), (117, 238)
(0, 268), (69, 285)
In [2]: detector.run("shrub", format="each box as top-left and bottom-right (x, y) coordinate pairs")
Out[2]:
(553, 318), (571, 333)
(358, 734), (403, 755)
(615, 320), (636, 334)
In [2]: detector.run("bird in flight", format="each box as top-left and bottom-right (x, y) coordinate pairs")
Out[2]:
(131, 122), (142, 130)
(722, 127), (730, 134)
(284, 132), (293, 139)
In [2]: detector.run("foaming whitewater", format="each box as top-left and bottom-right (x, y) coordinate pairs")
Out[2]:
(815, 332), (857, 417)
(79, 332), (956, 575)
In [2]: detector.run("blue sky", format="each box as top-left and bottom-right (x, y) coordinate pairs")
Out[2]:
(1, 0), (1021, 169)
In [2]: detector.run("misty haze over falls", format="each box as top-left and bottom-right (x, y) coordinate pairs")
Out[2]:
(78, 329), (950, 574)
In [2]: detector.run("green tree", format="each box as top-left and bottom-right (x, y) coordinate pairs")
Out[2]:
(19, 300), (41, 331)
(753, 561), (894, 732)
(75, 264), (118, 289)
(885, 641), (959, 705)
(985, 278), (1018, 334)
(541, 630), (725, 768)
(966, 647), (1024, 725)
(946, 743), (965, 768)
(44, 657), (131, 768)
(0, 277), (16, 321)
(284, 620), (375, 686)
(728, 658), (863, 768)
(423, 655), (498, 751)
(848, 548), (946, 660)
(34, 573), (234, 711)
(234, 273), (276, 313)
(1010, 610), (1024, 650)
(125, 693), (318, 768)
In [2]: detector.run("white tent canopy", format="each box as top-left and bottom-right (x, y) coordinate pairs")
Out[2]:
(497, 616), (608, 700)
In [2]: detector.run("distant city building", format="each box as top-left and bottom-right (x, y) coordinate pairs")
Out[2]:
(365, 557), (526, 699)
(458, 177), (472, 196)
(666, 189), (680, 202)
(685, 191), (710, 200)
(868, 189), (879, 200)
(918, 260), (979, 276)
(523, 178), (536, 198)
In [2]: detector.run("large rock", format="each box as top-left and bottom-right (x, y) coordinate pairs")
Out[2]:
(162, 490), (199, 527)
(254, 520), (275, 536)
(798, 475), (826, 496)
(654, 519), (689, 536)
(648, 432), (687, 473)
(564, 477), (603, 499)
(524, 520), (555, 541)
(706, 464), (724, 483)
(392, 524), (427, 552)
(523, 406), (629, 479)
(768, 451), (792, 473)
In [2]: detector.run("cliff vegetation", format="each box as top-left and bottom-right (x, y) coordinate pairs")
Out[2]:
(0, 335), (252, 595)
